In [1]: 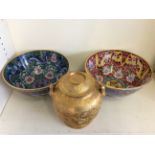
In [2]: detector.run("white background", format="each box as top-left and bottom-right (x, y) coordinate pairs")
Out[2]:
(0, 20), (14, 71)
(7, 20), (155, 71)
(0, 20), (14, 114)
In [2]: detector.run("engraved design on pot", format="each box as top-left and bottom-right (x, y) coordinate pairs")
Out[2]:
(50, 71), (105, 129)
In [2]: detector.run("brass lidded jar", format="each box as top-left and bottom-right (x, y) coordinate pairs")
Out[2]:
(50, 71), (105, 129)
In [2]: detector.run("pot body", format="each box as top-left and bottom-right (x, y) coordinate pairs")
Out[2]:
(50, 72), (105, 129)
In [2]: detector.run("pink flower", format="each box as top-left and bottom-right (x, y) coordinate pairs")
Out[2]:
(114, 69), (123, 79)
(51, 54), (57, 62)
(95, 75), (103, 83)
(102, 66), (111, 75)
(34, 66), (43, 75)
(126, 73), (135, 83)
(104, 53), (111, 62)
(88, 60), (94, 69)
(45, 71), (54, 80)
(25, 76), (35, 84)
(15, 82), (20, 87)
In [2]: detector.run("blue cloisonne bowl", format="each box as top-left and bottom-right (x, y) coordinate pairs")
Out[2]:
(85, 50), (153, 96)
(2, 50), (69, 96)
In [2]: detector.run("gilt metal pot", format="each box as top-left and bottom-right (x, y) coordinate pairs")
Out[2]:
(49, 71), (105, 129)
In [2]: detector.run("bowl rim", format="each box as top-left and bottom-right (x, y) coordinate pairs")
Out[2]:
(84, 49), (153, 91)
(1, 49), (70, 92)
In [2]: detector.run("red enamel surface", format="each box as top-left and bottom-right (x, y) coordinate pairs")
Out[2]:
(86, 50), (152, 89)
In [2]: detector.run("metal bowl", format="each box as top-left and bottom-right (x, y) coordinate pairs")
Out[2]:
(2, 50), (69, 96)
(85, 50), (152, 96)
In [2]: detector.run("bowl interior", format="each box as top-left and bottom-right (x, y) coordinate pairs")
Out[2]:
(3, 50), (69, 90)
(86, 50), (152, 89)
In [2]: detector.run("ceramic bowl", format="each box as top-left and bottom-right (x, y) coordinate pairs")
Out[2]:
(85, 50), (152, 96)
(2, 50), (69, 96)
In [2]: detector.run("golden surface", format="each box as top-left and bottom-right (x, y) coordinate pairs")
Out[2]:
(50, 71), (105, 129)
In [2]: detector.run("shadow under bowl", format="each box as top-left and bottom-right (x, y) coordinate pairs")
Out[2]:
(2, 50), (69, 96)
(85, 50), (153, 96)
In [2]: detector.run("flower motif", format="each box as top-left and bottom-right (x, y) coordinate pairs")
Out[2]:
(114, 69), (123, 79)
(102, 66), (111, 75)
(104, 53), (111, 62)
(34, 66), (43, 75)
(25, 76), (35, 84)
(88, 60), (94, 69)
(45, 71), (54, 80)
(126, 73), (135, 83)
(51, 54), (57, 62)
(95, 75), (103, 83)
(15, 82), (21, 87)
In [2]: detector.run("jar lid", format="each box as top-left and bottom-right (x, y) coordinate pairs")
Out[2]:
(58, 71), (96, 97)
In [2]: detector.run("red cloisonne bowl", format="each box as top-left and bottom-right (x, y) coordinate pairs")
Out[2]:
(85, 50), (153, 96)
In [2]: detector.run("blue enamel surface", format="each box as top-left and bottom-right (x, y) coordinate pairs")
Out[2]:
(106, 87), (140, 96)
(3, 50), (69, 95)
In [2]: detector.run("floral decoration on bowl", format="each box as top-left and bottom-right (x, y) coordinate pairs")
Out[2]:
(85, 50), (152, 96)
(2, 50), (69, 96)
